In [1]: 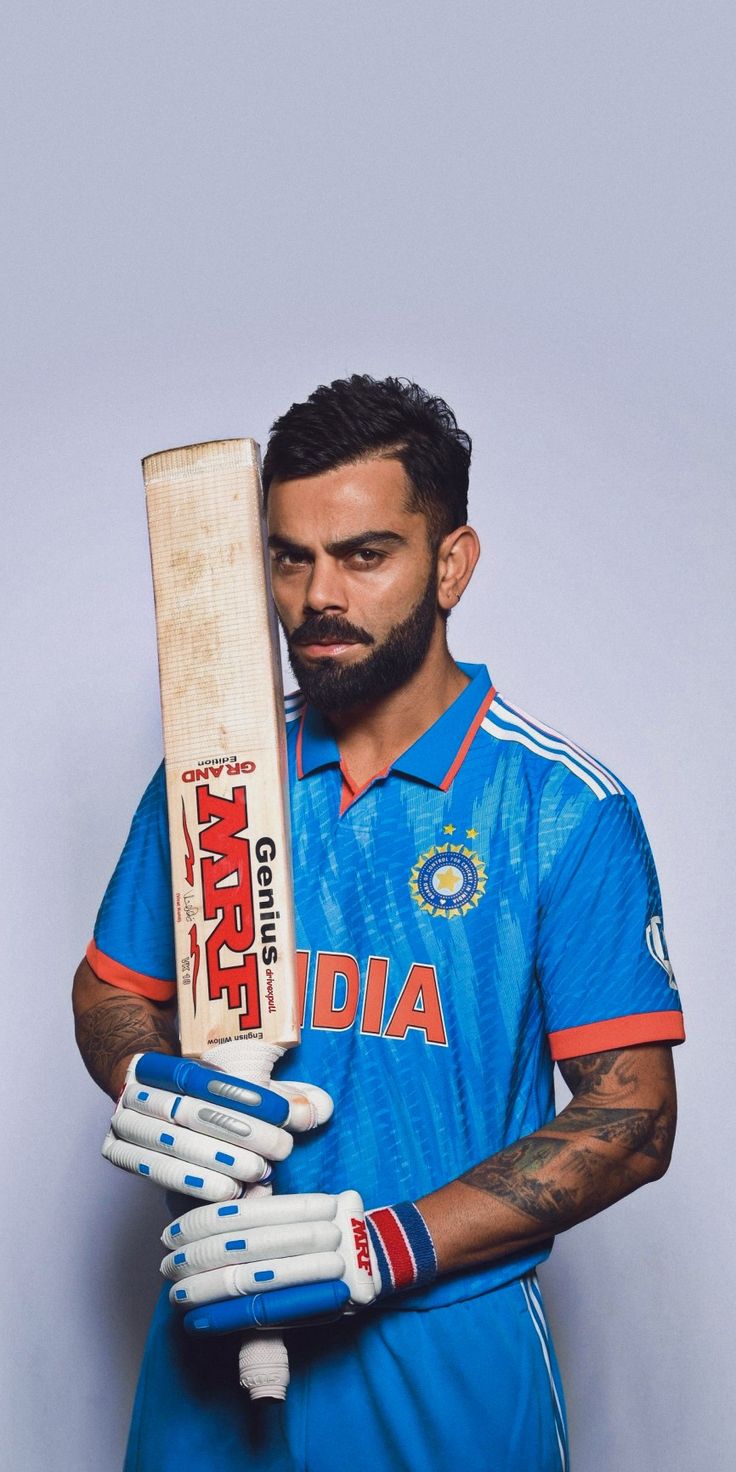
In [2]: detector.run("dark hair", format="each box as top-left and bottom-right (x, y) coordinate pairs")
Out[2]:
(262, 374), (471, 546)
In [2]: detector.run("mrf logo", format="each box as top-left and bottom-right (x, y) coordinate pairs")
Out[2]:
(184, 783), (261, 1032)
(352, 1218), (372, 1274)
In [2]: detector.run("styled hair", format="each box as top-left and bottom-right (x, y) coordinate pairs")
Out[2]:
(262, 374), (471, 546)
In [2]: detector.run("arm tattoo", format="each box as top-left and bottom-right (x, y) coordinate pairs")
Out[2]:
(550, 1103), (662, 1155)
(464, 1156), (579, 1224)
(75, 995), (177, 1098)
(460, 1048), (675, 1233)
(559, 1049), (638, 1096)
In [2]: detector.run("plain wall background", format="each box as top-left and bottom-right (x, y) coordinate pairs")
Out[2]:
(2, 3), (733, 1467)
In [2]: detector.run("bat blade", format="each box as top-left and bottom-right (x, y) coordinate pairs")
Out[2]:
(143, 439), (299, 1059)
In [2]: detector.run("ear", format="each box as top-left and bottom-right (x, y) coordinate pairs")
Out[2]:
(436, 525), (481, 613)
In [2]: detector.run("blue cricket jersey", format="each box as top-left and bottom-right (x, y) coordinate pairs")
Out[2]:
(89, 663), (684, 1307)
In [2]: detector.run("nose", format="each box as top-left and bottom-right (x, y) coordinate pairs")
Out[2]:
(304, 555), (348, 614)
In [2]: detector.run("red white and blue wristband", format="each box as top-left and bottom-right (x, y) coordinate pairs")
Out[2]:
(365, 1201), (438, 1297)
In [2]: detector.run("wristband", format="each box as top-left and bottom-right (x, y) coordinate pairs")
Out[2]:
(366, 1201), (437, 1297)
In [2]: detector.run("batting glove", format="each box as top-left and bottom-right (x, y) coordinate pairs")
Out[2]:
(160, 1192), (438, 1334)
(101, 1051), (333, 1202)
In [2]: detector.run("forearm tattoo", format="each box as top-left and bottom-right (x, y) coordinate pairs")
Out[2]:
(75, 995), (177, 1098)
(460, 1048), (675, 1234)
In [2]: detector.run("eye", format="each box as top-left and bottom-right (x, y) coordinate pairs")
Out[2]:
(350, 549), (383, 566)
(272, 550), (307, 568)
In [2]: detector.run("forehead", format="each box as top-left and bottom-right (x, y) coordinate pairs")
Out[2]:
(266, 457), (423, 541)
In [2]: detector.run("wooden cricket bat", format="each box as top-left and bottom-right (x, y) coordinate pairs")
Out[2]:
(143, 438), (299, 1399)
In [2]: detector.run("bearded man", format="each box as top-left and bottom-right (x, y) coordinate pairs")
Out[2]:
(74, 374), (683, 1472)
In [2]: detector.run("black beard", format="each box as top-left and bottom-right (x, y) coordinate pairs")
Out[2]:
(283, 569), (439, 714)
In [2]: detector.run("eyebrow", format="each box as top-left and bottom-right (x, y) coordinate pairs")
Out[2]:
(267, 529), (409, 557)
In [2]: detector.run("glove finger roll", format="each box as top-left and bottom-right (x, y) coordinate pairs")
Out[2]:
(162, 1192), (339, 1248)
(121, 1083), (293, 1161)
(269, 1081), (335, 1131)
(169, 1251), (346, 1306)
(162, 1221), (341, 1281)
(101, 1133), (242, 1201)
(112, 1109), (269, 1182)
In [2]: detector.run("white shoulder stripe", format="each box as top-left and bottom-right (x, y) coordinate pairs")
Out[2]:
(283, 688), (305, 724)
(481, 716), (609, 799)
(495, 696), (623, 794)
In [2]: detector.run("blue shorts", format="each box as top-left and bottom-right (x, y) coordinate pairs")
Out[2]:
(125, 1273), (569, 1472)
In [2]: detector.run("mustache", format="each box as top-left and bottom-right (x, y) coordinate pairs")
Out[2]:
(290, 617), (374, 646)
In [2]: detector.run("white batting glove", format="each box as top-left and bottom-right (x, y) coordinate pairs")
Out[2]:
(160, 1193), (438, 1334)
(101, 1051), (333, 1203)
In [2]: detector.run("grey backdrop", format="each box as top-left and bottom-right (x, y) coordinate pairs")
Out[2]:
(2, 3), (733, 1468)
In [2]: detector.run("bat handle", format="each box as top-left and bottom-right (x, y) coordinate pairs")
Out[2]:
(201, 1039), (290, 1401)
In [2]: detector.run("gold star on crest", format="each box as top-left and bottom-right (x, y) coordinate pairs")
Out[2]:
(434, 866), (462, 893)
(443, 823), (456, 834)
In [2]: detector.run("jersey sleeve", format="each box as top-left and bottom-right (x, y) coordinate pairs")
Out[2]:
(537, 791), (684, 1060)
(86, 764), (176, 1003)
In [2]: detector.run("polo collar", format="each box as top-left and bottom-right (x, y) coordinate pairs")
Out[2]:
(296, 662), (496, 792)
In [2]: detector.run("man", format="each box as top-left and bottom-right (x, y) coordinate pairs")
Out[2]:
(73, 375), (684, 1471)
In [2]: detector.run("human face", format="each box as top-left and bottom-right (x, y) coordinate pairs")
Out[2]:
(267, 457), (442, 713)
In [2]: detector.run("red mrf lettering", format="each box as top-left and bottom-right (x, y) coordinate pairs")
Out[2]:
(351, 1217), (372, 1273)
(197, 784), (261, 1031)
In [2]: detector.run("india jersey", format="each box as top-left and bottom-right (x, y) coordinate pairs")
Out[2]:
(89, 663), (684, 1307)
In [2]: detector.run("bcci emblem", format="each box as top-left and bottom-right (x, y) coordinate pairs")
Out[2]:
(410, 840), (487, 919)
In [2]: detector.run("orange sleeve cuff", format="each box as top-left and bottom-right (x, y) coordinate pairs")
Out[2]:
(86, 939), (176, 1004)
(548, 1009), (685, 1060)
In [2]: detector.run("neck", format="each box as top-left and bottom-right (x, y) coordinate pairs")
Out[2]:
(326, 636), (470, 780)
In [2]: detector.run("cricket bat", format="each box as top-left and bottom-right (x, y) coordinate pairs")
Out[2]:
(143, 438), (299, 1400)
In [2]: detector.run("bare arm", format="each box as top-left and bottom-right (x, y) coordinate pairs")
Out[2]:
(72, 956), (178, 1101)
(418, 1044), (677, 1274)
